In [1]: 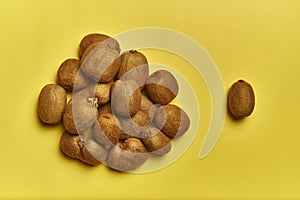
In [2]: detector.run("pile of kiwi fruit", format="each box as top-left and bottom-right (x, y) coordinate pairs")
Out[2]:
(37, 33), (190, 171)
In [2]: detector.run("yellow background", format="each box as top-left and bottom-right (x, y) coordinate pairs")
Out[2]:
(1, 0), (300, 199)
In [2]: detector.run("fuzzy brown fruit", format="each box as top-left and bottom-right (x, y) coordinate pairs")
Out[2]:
(146, 70), (179, 105)
(106, 139), (148, 171)
(155, 104), (190, 138)
(63, 88), (98, 134)
(121, 138), (148, 153)
(78, 33), (120, 59)
(62, 100), (77, 134)
(142, 127), (172, 156)
(57, 58), (91, 91)
(140, 92), (158, 120)
(93, 113), (121, 147)
(81, 42), (121, 83)
(91, 81), (113, 105)
(228, 80), (255, 119)
(37, 84), (67, 125)
(119, 111), (151, 139)
(117, 50), (149, 88)
(111, 80), (141, 117)
(60, 131), (106, 165)
(81, 138), (107, 163)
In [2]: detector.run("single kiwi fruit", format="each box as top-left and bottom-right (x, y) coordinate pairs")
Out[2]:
(154, 104), (190, 138)
(37, 84), (67, 125)
(227, 80), (255, 119)
(145, 70), (179, 105)
(142, 126), (172, 156)
(140, 91), (158, 120)
(106, 140), (148, 171)
(93, 113), (121, 147)
(57, 58), (91, 92)
(81, 138), (107, 164)
(70, 87), (99, 133)
(60, 131), (105, 165)
(117, 50), (149, 88)
(62, 99), (77, 134)
(78, 33), (120, 59)
(111, 79), (141, 117)
(88, 81), (113, 105)
(121, 138), (148, 153)
(80, 42), (121, 83)
(118, 111), (151, 138)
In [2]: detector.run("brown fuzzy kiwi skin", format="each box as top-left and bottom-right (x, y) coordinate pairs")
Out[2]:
(142, 127), (172, 156)
(106, 140), (148, 172)
(78, 33), (120, 59)
(93, 113), (121, 147)
(80, 42), (121, 83)
(145, 70), (179, 105)
(83, 81), (113, 107)
(140, 91), (158, 120)
(60, 131), (105, 166)
(121, 138), (148, 153)
(117, 50), (149, 88)
(37, 84), (67, 125)
(62, 100), (78, 134)
(74, 70), (93, 92)
(154, 104), (190, 138)
(56, 58), (91, 92)
(70, 88), (99, 134)
(81, 138), (107, 164)
(228, 80), (255, 119)
(90, 81), (113, 105)
(118, 111), (151, 138)
(60, 131), (82, 159)
(111, 80), (141, 117)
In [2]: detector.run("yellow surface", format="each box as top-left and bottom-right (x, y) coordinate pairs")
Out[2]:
(1, 0), (300, 199)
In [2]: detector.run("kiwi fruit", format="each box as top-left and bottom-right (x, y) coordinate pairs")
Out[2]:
(140, 92), (158, 120)
(154, 104), (190, 138)
(93, 113), (121, 147)
(111, 80), (141, 117)
(60, 131), (82, 159)
(70, 87), (99, 133)
(93, 82), (113, 105)
(106, 139), (148, 171)
(37, 84), (67, 125)
(60, 131), (105, 165)
(62, 100), (77, 134)
(78, 33), (120, 59)
(81, 138), (107, 164)
(228, 80), (255, 119)
(121, 138), (148, 153)
(118, 111), (151, 138)
(57, 58), (91, 91)
(80, 42), (121, 83)
(142, 127), (172, 156)
(117, 50), (149, 88)
(145, 70), (179, 105)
